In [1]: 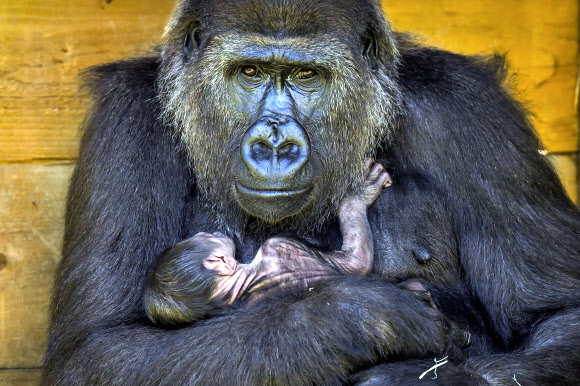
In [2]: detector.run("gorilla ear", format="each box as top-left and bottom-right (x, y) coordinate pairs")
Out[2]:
(363, 29), (379, 71)
(184, 23), (201, 61)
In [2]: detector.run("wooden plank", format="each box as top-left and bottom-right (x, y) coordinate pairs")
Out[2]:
(0, 0), (175, 163)
(0, 163), (74, 368)
(383, 0), (578, 68)
(382, 0), (579, 153)
(548, 153), (579, 203)
(519, 66), (578, 154)
(0, 369), (41, 386)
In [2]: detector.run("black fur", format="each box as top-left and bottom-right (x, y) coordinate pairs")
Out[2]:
(44, 0), (580, 385)
(144, 238), (227, 326)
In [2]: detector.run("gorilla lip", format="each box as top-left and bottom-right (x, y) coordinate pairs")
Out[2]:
(235, 182), (311, 197)
(234, 182), (315, 220)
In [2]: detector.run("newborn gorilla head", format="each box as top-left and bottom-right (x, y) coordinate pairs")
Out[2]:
(159, 0), (401, 226)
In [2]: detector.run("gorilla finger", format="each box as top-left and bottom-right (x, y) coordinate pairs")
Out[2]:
(382, 171), (393, 187)
(367, 163), (385, 180)
(448, 320), (471, 349)
(375, 172), (392, 189)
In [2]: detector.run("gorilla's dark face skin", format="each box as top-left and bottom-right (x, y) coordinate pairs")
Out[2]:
(233, 72), (321, 219)
(43, 0), (580, 385)
(159, 0), (399, 228)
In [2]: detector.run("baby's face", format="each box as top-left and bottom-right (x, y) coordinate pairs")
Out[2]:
(191, 231), (236, 259)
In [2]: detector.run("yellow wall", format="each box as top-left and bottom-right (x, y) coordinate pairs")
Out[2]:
(381, 0), (579, 200)
(0, 1), (577, 383)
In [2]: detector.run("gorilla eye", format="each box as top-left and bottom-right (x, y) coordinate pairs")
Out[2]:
(295, 69), (317, 79)
(241, 65), (259, 77)
(184, 26), (201, 60)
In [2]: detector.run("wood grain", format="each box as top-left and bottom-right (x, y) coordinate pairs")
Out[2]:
(382, 0), (579, 153)
(0, 0), (174, 163)
(0, 163), (74, 368)
(548, 153), (579, 203)
(0, 369), (41, 386)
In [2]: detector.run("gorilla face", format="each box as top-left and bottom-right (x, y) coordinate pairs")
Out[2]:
(159, 0), (401, 227)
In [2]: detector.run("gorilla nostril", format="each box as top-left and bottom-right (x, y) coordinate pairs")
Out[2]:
(278, 143), (299, 160)
(251, 142), (273, 162)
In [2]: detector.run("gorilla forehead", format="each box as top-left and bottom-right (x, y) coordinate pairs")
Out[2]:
(174, 0), (384, 40)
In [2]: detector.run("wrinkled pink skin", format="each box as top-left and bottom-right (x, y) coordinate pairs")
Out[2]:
(203, 160), (393, 304)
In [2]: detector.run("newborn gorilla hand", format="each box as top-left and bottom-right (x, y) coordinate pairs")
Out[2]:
(339, 160), (392, 211)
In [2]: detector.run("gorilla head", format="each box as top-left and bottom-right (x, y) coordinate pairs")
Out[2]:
(159, 0), (401, 230)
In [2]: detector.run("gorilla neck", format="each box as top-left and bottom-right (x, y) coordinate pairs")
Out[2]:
(199, 190), (338, 242)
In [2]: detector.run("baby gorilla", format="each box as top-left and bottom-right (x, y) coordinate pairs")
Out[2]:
(144, 161), (392, 326)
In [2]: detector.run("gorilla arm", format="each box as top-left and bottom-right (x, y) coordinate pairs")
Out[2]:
(352, 43), (580, 384)
(43, 57), (467, 385)
(48, 279), (468, 385)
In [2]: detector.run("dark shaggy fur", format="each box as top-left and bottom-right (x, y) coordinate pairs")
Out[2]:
(144, 238), (227, 326)
(44, 0), (580, 384)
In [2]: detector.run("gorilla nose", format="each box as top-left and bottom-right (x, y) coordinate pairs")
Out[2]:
(241, 115), (310, 183)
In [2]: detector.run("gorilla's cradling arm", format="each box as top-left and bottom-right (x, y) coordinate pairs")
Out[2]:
(44, 0), (580, 384)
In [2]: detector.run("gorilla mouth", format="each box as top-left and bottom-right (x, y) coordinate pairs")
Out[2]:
(235, 183), (311, 197)
(234, 182), (314, 220)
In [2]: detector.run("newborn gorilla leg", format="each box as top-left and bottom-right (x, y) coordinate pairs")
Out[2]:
(245, 160), (392, 300)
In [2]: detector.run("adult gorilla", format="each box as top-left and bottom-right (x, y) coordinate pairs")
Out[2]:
(44, 0), (580, 384)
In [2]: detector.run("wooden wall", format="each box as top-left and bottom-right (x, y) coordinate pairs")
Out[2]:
(381, 1), (579, 200)
(0, 1), (577, 384)
(0, 2), (175, 384)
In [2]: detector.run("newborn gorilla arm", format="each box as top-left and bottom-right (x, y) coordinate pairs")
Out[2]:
(318, 160), (393, 276)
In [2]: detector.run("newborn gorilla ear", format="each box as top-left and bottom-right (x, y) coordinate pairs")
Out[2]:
(203, 254), (237, 275)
